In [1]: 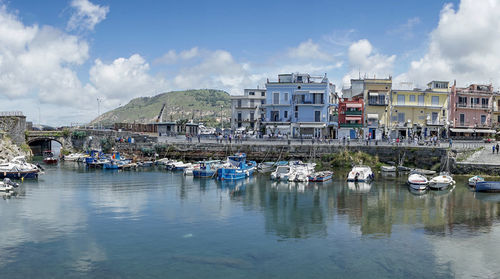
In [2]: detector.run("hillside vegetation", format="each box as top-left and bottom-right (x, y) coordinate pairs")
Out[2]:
(92, 89), (231, 126)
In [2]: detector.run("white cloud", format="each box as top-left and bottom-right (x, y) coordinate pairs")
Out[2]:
(288, 39), (334, 61)
(387, 17), (421, 39)
(154, 47), (200, 64)
(67, 0), (109, 31)
(343, 39), (396, 85)
(397, 0), (500, 87)
(88, 54), (167, 109)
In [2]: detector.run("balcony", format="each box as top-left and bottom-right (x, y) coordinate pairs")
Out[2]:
(367, 101), (387, 106)
(457, 103), (491, 109)
(339, 123), (363, 128)
(235, 106), (258, 109)
(345, 110), (362, 115)
(426, 120), (445, 126)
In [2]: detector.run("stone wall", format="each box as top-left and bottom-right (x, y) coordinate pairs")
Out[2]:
(0, 116), (26, 145)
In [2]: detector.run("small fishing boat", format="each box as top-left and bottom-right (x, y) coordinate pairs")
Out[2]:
(43, 151), (58, 164)
(172, 162), (192, 171)
(138, 161), (154, 167)
(407, 173), (428, 190)
(63, 153), (86, 161)
(411, 168), (436, 176)
(347, 165), (374, 182)
(271, 165), (292, 181)
(183, 163), (199, 176)
(429, 173), (455, 190)
(308, 171), (333, 182)
(475, 181), (500, 193)
(397, 166), (412, 172)
(257, 161), (288, 173)
(289, 167), (309, 182)
(381, 165), (396, 172)
(193, 160), (221, 178)
(217, 153), (256, 181)
(0, 178), (19, 192)
(468, 175), (485, 187)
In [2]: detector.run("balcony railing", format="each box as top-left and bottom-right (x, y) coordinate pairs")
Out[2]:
(426, 120), (445, 126)
(367, 101), (387, 106)
(457, 103), (491, 109)
(345, 110), (362, 115)
(339, 123), (362, 128)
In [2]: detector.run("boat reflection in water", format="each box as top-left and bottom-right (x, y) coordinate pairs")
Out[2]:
(474, 192), (500, 203)
(347, 181), (372, 193)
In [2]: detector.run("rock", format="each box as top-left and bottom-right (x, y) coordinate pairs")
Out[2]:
(0, 136), (31, 163)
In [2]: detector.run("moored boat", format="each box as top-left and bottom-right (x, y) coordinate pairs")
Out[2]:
(193, 160), (221, 178)
(347, 165), (374, 182)
(308, 171), (333, 182)
(258, 161), (288, 173)
(429, 173), (455, 190)
(43, 150), (58, 164)
(475, 181), (500, 193)
(411, 168), (436, 176)
(0, 178), (19, 192)
(468, 175), (485, 187)
(381, 165), (396, 172)
(217, 153), (256, 181)
(0, 157), (42, 180)
(271, 165), (292, 181)
(407, 173), (428, 190)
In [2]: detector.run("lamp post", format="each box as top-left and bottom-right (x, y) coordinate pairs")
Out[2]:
(220, 105), (224, 130)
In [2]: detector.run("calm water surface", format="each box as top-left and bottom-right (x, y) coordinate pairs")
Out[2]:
(1, 164), (500, 278)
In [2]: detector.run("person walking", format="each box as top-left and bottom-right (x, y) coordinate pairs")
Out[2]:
(493, 144), (496, 154)
(449, 138), (452, 148)
(496, 143), (499, 154)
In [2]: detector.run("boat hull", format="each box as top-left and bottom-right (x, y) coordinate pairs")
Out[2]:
(0, 171), (38, 179)
(475, 181), (500, 193)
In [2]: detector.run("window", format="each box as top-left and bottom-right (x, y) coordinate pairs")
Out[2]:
(250, 112), (254, 121)
(261, 91), (265, 97)
(458, 96), (467, 107)
(273, 92), (279, 104)
(284, 111), (288, 119)
(410, 95), (416, 102)
(249, 91), (255, 96)
(482, 98), (489, 108)
(250, 99), (255, 107)
(271, 111), (279, 121)
(398, 112), (405, 123)
(418, 95), (424, 105)
(379, 95), (385, 104)
(431, 96), (439, 106)
(397, 95), (405, 105)
(261, 100), (265, 105)
(498, 115), (500, 123)
(481, 115), (486, 124)
(237, 112), (242, 121)
(431, 112), (438, 124)
(315, 111), (321, 122)
(472, 98), (480, 107)
(237, 100), (242, 107)
(284, 92), (289, 102)
(459, 114), (465, 125)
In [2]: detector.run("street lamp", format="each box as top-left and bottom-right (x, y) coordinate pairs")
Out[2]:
(220, 105), (224, 130)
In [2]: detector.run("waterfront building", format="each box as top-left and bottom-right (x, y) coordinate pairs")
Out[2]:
(230, 88), (266, 132)
(263, 73), (336, 138)
(390, 81), (449, 139)
(449, 82), (496, 139)
(337, 97), (364, 139)
(491, 93), (500, 130)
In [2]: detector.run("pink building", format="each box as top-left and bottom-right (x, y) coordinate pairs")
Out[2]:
(449, 82), (496, 138)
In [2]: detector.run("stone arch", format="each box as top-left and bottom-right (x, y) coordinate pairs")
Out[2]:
(27, 137), (72, 155)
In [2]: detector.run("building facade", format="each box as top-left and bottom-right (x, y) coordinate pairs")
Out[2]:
(390, 81), (449, 139)
(230, 89), (266, 132)
(263, 73), (336, 138)
(337, 97), (364, 139)
(449, 83), (496, 138)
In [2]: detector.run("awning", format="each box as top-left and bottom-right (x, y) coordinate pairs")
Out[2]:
(368, 92), (379, 96)
(299, 123), (326, 128)
(450, 128), (474, 133)
(476, 129), (496, 134)
(345, 116), (361, 121)
(346, 103), (362, 108)
(367, 113), (379, 119)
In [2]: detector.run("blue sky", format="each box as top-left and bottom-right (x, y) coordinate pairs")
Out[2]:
(4, 0), (499, 125)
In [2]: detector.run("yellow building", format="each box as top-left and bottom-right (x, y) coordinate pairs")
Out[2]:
(363, 78), (392, 140)
(492, 93), (500, 129)
(390, 81), (449, 139)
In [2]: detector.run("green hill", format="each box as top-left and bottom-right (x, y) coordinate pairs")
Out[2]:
(92, 89), (231, 126)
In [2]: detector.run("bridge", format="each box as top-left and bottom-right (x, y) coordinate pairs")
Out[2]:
(25, 130), (74, 155)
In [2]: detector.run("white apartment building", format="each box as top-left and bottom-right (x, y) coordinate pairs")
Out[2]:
(230, 89), (266, 132)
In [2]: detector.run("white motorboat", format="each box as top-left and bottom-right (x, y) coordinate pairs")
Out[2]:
(63, 153), (86, 161)
(288, 168), (309, 182)
(429, 173), (455, 190)
(271, 166), (292, 181)
(381, 165), (396, 172)
(0, 178), (19, 192)
(468, 175), (484, 187)
(183, 163), (199, 176)
(407, 173), (428, 190)
(347, 165), (374, 182)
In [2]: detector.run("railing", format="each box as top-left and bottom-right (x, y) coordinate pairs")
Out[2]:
(426, 120), (445, 125)
(339, 123), (362, 128)
(457, 103), (491, 109)
(367, 101), (387, 106)
(345, 111), (362, 115)
(0, 111), (24, 116)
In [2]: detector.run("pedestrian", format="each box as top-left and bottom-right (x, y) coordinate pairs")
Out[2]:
(229, 134), (232, 144)
(197, 134), (201, 143)
(342, 136), (346, 146)
(497, 143), (499, 154)
(493, 145), (496, 154)
(449, 138), (452, 148)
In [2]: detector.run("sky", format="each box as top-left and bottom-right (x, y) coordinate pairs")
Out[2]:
(4, 0), (500, 126)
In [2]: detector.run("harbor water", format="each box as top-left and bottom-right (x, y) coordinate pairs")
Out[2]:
(1, 163), (500, 278)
